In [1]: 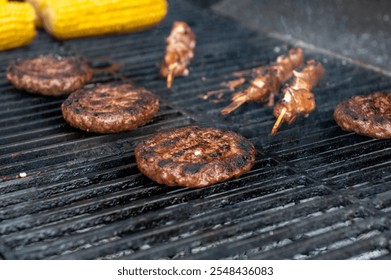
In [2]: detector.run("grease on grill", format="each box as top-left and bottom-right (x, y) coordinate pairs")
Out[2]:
(61, 82), (159, 133)
(334, 92), (391, 139)
(6, 55), (93, 96)
(135, 125), (256, 188)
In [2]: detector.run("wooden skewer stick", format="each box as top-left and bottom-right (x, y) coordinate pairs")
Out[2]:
(166, 63), (179, 89)
(167, 69), (174, 88)
(221, 93), (247, 115)
(271, 107), (287, 136)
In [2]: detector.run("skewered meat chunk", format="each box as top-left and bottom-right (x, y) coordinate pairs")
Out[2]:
(160, 21), (196, 88)
(271, 60), (325, 135)
(221, 48), (304, 115)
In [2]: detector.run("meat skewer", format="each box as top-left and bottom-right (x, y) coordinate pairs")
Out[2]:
(271, 59), (325, 135)
(160, 21), (196, 88)
(221, 48), (304, 115)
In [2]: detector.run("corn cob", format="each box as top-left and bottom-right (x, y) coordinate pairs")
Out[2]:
(39, 0), (168, 40)
(26, 0), (48, 27)
(0, 2), (36, 51)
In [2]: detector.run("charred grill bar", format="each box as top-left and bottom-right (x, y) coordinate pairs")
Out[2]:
(0, 0), (391, 260)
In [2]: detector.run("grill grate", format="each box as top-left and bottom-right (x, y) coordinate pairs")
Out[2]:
(0, 0), (391, 260)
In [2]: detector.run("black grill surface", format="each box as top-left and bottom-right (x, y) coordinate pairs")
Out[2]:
(1, 0), (391, 260)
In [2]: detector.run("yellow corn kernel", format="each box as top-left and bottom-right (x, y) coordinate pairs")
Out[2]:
(0, 2), (36, 51)
(40, 0), (168, 40)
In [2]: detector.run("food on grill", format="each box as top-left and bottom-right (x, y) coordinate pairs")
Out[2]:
(160, 21), (196, 88)
(271, 60), (325, 135)
(334, 92), (391, 139)
(135, 125), (256, 188)
(221, 48), (304, 115)
(61, 82), (159, 134)
(26, 0), (44, 27)
(6, 55), (93, 96)
(38, 0), (168, 39)
(0, 1), (36, 51)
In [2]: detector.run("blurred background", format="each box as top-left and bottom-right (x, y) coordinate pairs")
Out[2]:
(191, 0), (391, 73)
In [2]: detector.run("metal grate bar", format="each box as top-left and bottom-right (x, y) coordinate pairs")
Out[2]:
(56, 184), (331, 259)
(183, 204), (375, 260)
(309, 230), (391, 260)
(250, 218), (388, 259)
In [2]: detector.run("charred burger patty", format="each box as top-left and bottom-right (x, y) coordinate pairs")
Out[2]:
(61, 82), (159, 134)
(135, 125), (256, 188)
(6, 55), (93, 96)
(334, 92), (391, 139)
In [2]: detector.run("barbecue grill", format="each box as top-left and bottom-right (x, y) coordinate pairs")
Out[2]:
(1, 0), (391, 260)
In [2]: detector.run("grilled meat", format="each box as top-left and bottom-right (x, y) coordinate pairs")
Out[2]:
(135, 125), (256, 188)
(334, 92), (391, 139)
(160, 21), (195, 88)
(6, 55), (93, 96)
(271, 60), (325, 135)
(221, 48), (304, 115)
(61, 82), (159, 133)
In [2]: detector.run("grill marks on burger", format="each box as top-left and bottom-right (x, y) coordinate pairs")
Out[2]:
(135, 126), (256, 187)
(334, 92), (391, 139)
(78, 88), (140, 113)
(14, 56), (85, 76)
(152, 130), (232, 164)
(61, 82), (159, 134)
(6, 55), (93, 96)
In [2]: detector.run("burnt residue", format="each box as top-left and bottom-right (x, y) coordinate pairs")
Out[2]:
(182, 163), (204, 174)
(238, 140), (254, 153)
(158, 159), (173, 167)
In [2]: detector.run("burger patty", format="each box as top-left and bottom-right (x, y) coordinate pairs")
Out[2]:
(334, 92), (391, 139)
(6, 55), (93, 96)
(135, 126), (256, 188)
(61, 82), (159, 134)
